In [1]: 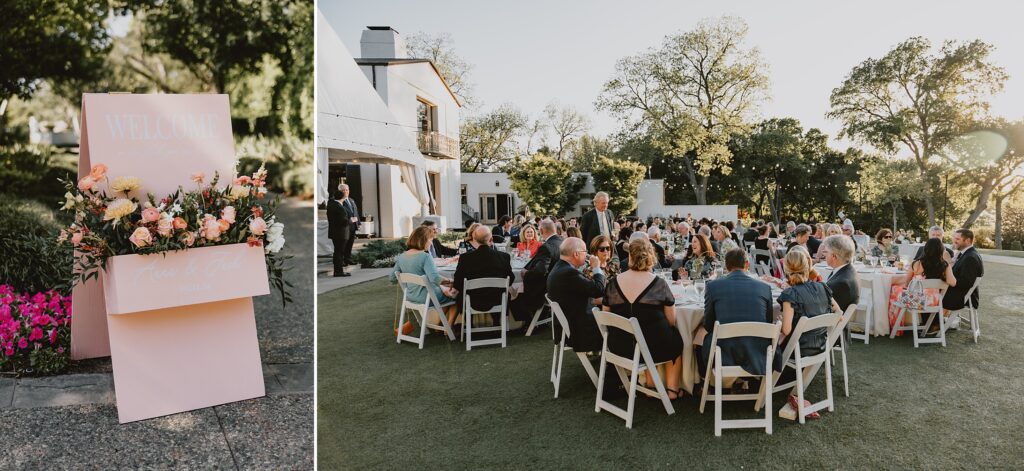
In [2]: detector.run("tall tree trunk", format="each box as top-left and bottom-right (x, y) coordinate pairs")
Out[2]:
(995, 194), (1004, 250)
(962, 181), (995, 229)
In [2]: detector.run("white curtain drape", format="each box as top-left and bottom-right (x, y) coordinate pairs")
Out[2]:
(399, 164), (430, 216)
(316, 147), (330, 205)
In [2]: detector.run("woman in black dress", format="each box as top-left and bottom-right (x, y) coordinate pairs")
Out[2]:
(602, 238), (683, 399)
(754, 224), (772, 266)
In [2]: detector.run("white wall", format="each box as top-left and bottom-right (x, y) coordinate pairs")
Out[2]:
(637, 180), (738, 222)
(462, 172), (516, 221)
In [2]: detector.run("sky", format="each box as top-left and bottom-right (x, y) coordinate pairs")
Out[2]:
(323, 0), (1024, 149)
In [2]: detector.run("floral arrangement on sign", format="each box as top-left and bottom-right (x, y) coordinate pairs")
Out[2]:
(0, 285), (72, 375)
(57, 163), (292, 305)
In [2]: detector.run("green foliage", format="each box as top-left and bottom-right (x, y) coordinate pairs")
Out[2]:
(459, 104), (527, 172)
(29, 347), (70, 376)
(436, 230), (463, 244)
(0, 0), (112, 103)
(0, 146), (77, 208)
(1002, 206), (1024, 250)
(353, 238), (407, 269)
(235, 135), (312, 197)
(0, 196), (72, 293)
(590, 156), (645, 216)
(508, 155), (579, 216)
(1010, 241), (1022, 251)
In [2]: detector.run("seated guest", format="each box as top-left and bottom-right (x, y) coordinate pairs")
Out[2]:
(775, 250), (841, 416)
(509, 214), (526, 243)
(753, 225), (772, 265)
(515, 223), (542, 257)
(615, 225), (634, 263)
(786, 224), (819, 258)
(785, 221), (797, 238)
(777, 250), (841, 365)
(915, 226), (954, 259)
(841, 221), (859, 249)
(511, 219), (562, 324)
(453, 225), (514, 326)
(724, 221), (741, 246)
(647, 226), (674, 269)
(693, 248), (774, 379)
(586, 235), (620, 286)
(602, 239), (683, 399)
(825, 224), (842, 237)
(714, 225), (738, 254)
(822, 234), (859, 313)
(421, 220), (457, 258)
(566, 226), (582, 239)
(458, 223), (481, 254)
(942, 228), (984, 316)
(548, 237), (608, 353)
(813, 223), (825, 240)
(743, 220), (762, 244)
(888, 238), (955, 334)
(679, 234), (717, 280)
(492, 215), (513, 243)
(871, 228), (898, 261)
(699, 225), (720, 254)
(390, 226), (459, 326)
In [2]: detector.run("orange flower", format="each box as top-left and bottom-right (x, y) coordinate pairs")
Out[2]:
(89, 164), (108, 180)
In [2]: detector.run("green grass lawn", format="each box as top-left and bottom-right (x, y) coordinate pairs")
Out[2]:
(318, 263), (1024, 469)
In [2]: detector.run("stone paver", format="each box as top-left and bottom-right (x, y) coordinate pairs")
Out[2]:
(0, 378), (14, 409)
(266, 363), (313, 395)
(13, 374), (115, 409)
(981, 254), (1024, 267)
(317, 265), (391, 294)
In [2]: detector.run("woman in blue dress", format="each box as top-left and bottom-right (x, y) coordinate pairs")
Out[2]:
(390, 226), (458, 327)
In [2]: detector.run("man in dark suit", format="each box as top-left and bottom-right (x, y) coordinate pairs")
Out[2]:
(326, 190), (353, 277)
(453, 225), (514, 325)
(943, 228), (984, 313)
(547, 237), (607, 352)
(492, 215), (512, 244)
(511, 219), (562, 323)
(338, 184), (360, 265)
(579, 192), (616, 247)
(915, 226), (954, 260)
(822, 234), (860, 312)
(695, 248), (775, 377)
(421, 220), (457, 258)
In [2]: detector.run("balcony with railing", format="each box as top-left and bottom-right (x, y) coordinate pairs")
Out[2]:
(416, 131), (459, 159)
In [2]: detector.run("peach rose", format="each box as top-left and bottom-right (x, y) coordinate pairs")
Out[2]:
(71, 232), (83, 246)
(203, 218), (222, 239)
(172, 217), (188, 230)
(218, 219), (230, 232)
(141, 207), (161, 223)
(78, 176), (96, 191)
(221, 206), (236, 224)
(89, 164), (108, 180)
(249, 217), (268, 236)
(157, 217), (173, 237)
(180, 231), (196, 247)
(129, 227), (152, 248)
(191, 173), (205, 184)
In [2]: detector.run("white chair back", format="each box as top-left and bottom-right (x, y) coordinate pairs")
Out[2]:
(396, 273), (456, 348)
(758, 311), (842, 423)
(592, 308), (674, 428)
(546, 295), (598, 398)
(700, 320), (782, 436)
(461, 277), (510, 350)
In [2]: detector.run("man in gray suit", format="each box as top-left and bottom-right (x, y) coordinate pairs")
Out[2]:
(694, 248), (775, 377)
(580, 192), (615, 247)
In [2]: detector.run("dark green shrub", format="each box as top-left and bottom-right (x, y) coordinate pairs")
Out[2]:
(0, 146), (74, 207)
(1010, 241), (1023, 251)
(283, 163), (313, 199)
(0, 196), (72, 293)
(353, 238), (407, 268)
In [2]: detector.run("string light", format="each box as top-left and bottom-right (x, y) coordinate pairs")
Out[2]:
(318, 111), (422, 130)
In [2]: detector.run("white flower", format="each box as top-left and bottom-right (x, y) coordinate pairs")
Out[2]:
(170, 203), (182, 215)
(265, 222), (285, 254)
(61, 192), (84, 210)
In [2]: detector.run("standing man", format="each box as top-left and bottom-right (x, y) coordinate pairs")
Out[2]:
(580, 192), (615, 247)
(338, 184), (360, 266)
(326, 190), (352, 277)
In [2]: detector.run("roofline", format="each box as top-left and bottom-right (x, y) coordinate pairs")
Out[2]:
(355, 58), (463, 108)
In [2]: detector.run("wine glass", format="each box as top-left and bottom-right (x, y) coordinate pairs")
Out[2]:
(694, 280), (706, 300)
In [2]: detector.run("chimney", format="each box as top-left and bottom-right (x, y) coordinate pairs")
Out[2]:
(360, 26), (408, 59)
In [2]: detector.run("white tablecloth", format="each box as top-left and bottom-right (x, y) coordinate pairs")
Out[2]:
(670, 279), (783, 394)
(317, 220), (333, 256)
(816, 264), (906, 337)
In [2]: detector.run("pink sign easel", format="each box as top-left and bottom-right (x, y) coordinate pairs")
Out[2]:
(71, 93), (266, 423)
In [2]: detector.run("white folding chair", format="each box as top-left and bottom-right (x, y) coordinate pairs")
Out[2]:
(949, 277), (982, 343)
(849, 273), (874, 344)
(750, 248), (772, 270)
(889, 279), (949, 347)
(396, 273), (456, 349)
(547, 295), (599, 398)
(753, 262), (773, 277)
(593, 308), (675, 429)
(756, 312), (842, 424)
(830, 306), (855, 397)
(525, 301), (552, 336)
(699, 320), (782, 436)
(461, 277), (509, 351)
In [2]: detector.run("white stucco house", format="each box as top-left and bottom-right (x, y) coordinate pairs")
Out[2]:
(317, 15), (461, 239)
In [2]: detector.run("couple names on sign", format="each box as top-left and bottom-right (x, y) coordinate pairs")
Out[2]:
(133, 250), (247, 295)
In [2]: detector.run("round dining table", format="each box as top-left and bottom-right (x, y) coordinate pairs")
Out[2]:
(814, 263), (907, 338)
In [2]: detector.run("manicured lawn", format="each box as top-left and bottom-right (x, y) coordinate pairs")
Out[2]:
(318, 263), (1024, 469)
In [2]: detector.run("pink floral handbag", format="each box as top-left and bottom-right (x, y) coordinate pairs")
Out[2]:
(894, 278), (926, 310)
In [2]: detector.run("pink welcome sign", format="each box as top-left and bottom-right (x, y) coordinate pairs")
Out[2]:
(72, 93), (266, 423)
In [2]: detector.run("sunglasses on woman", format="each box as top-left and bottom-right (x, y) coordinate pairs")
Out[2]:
(597, 246), (611, 252)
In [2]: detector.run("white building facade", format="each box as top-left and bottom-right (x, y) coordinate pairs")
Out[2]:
(326, 26), (462, 238)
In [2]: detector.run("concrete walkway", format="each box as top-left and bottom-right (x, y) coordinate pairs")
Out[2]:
(316, 255), (391, 294)
(981, 254), (1024, 267)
